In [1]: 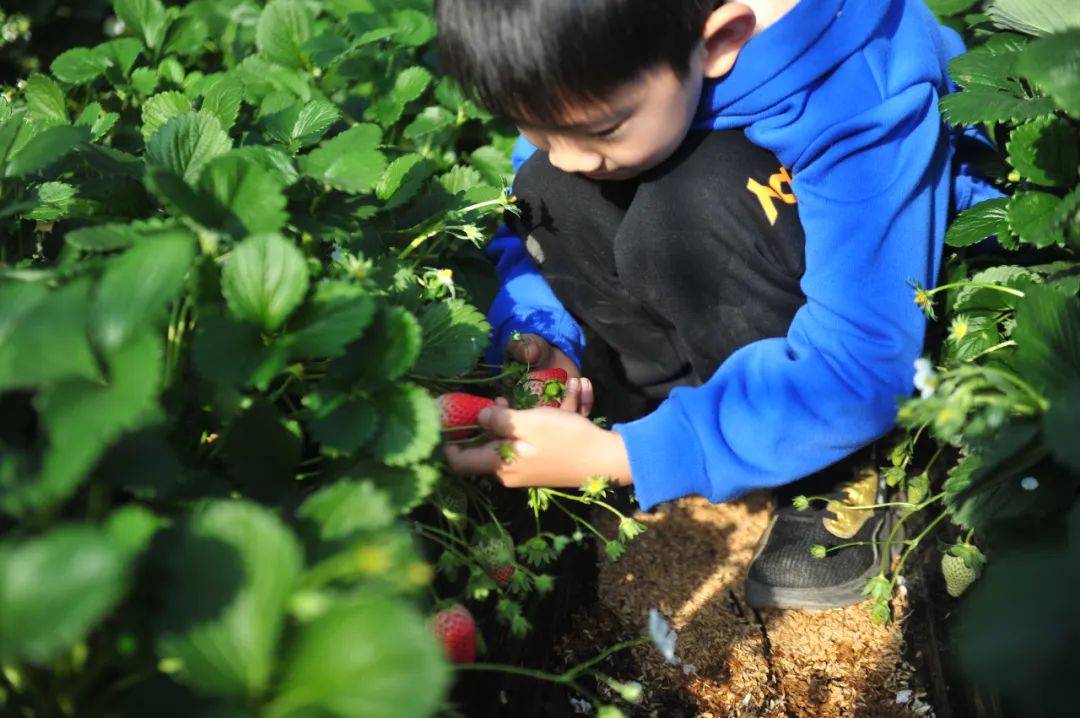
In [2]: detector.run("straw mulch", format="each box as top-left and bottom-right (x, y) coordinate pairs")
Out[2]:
(562, 494), (933, 717)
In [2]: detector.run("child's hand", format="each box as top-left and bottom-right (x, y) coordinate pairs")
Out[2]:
(508, 333), (593, 416)
(443, 405), (632, 489)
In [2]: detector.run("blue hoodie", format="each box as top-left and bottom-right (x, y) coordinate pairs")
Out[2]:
(481, 0), (1000, 511)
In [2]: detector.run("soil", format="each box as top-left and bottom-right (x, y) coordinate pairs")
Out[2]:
(553, 493), (940, 718)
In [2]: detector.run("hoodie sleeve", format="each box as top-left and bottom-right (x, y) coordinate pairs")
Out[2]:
(482, 135), (586, 369)
(612, 83), (952, 511)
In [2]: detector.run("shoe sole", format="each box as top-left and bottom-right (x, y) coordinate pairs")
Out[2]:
(744, 508), (904, 611)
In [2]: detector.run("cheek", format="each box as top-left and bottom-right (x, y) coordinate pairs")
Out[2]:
(612, 109), (690, 169)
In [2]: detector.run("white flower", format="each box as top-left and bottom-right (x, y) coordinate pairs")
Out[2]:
(913, 358), (938, 399)
(569, 697), (593, 714)
(647, 608), (677, 664)
(1021, 476), (1039, 491)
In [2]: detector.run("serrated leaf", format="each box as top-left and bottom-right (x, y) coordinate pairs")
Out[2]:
(162, 13), (209, 57)
(4, 125), (86, 178)
(221, 233), (309, 332)
(412, 300), (491, 378)
(1017, 29), (1080, 117)
(0, 526), (128, 663)
(1008, 191), (1065, 248)
(953, 265), (1038, 313)
(191, 314), (287, 389)
(96, 38), (143, 78)
(141, 91), (193, 140)
(946, 198), (1012, 247)
(1007, 116), (1078, 186)
(947, 35), (1027, 93)
(926, 0), (979, 17)
(131, 67), (159, 96)
(470, 145), (513, 186)
(376, 153), (431, 208)
(440, 165), (484, 196)
(10, 331), (161, 515)
(24, 74), (67, 126)
(390, 9), (437, 47)
(370, 383), (440, 467)
(146, 111), (232, 184)
(300, 124), (386, 193)
(229, 145), (300, 186)
(304, 392), (380, 454)
(93, 231), (195, 351)
(264, 98), (339, 150)
(327, 305), (422, 385)
(298, 480), (393, 537)
(116, 0), (169, 50)
(940, 89), (1056, 125)
(51, 47), (113, 84)
(201, 74), (244, 131)
(285, 281), (375, 359)
(0, 280), (99, 392)
(268, 596), (448, 718)
(403, 106), (452, 139)
(198, 152), (288, 236)
(986, 0), (1080, 36)
(157, 500), (302, 698)
(1012, 285), (1080, 394)
(23, 182), (76, 221)
(256, 0), (313, 69)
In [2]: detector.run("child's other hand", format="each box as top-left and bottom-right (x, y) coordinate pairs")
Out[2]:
(507, 333), (594, 416)
(443, 405), (631, 489)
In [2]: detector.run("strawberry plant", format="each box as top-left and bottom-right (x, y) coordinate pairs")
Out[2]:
(0, 1), (644, 715)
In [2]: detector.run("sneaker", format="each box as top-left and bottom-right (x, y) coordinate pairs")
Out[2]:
(744, 460), (897, 610)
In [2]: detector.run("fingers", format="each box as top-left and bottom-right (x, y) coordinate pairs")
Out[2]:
(579, 377), (594, 417)
(561, 377), (594, 417)
(508, 333), (549, 366)
(443, 441), (504, 475)
(477, 404), (517, 438)
(494, 397), (510, 408)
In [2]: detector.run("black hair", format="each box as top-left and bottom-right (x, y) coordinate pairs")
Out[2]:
(436, 0), (716, 125)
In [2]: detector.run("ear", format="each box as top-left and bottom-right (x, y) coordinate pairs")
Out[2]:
(701, 2), (757, 79)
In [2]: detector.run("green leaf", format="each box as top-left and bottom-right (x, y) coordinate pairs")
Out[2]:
(350, 461), (440, 515)
(1012, 285), (1080, 394)
(24, 74), (67, 125)
(470, 145), (513, 187)
(146, 111), (232, 184)
(93, 231), (196, 351)
(23, 181), (77, 222)
(95, 38), (143, 78)
(51, 47), (113, 85)
(191, 313), (287, 389)
(940, 89), (1056, 125)
(298, 480), (393, 538)
(390, 9), (437, 47)
(9, 332), (161, 515)
(1017, 29), (1080, 117)
(947, 35), (1027, 94)
(1007, 116), (1078, 186)
(370, 383), (440, 467)
(105, 505), (164, 557)
(304, 392), (380, 453)
(986, 0), (1080, 36)
(953, 264), (1038, 313)
(131, 67), (160, 96)
(268, 596), (448, 718)
(300, 124), (386, 193)
(0, 526), (128, 663)
(285, 281), (375, 359)
(263, 98), (340, 150)
(1043, 380), (1080, 473)
(376, 153), (431, 208)
(327, 305), (422, 385)
(157, 500), (302, 698)
(162, 13), (209, 57)
(115, 0), (169, 50)
(256, 0), (314, 70)
(0, 280), (99, 391)
(1008, 191), (1065, 248)
(198, 152), (289, 236)
(200, 74), (244, 131)
(141, 91), (193, 140)
(76, 102), (120, 141)
(412, 300), (491, 379)
(403, 106), (453, 140)
(221, 233), (310, 332)
(229, 145), (300, 187)
(4, 125), (86, 178)
(926, 0), (980, 18)
(946, 198), (1012, 247)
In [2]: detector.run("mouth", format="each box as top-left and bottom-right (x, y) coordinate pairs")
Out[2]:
(584, 168), (627, 181)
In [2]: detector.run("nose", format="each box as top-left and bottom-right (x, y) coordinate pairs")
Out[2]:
(547, 138), (604, 175)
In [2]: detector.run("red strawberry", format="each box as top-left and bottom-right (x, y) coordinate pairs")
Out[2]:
(487, 563), (516, 588)
(515, 368), (569, 409)
(438, 393), (495, 440)
(432, 603), (476, 664)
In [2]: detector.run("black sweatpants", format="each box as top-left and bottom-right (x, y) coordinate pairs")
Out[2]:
(509, 130), (807, 425)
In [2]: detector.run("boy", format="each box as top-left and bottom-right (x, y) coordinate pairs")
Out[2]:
(438, 0), (997, 609)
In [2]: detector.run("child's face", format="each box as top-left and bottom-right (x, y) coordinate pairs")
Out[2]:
(517, 53), (708, 181)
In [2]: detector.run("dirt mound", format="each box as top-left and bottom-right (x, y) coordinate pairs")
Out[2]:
(563, 494), (932, 717)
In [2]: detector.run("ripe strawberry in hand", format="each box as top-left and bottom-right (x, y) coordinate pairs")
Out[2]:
(439, 393), (496, 441)
(432, 603), (477, 664)
(513, 368), (569, 409)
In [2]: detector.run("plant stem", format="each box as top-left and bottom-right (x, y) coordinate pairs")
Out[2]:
(927, 281), (1025, 299)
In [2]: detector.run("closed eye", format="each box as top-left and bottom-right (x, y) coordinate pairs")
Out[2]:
(590, 122), (624, 139)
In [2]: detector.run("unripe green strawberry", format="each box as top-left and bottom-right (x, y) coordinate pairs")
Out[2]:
(941, 553), (979, 597)
(432, 603), (476, 664)
(438, 393), (495, 440)
(474, 535), (516, 588)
